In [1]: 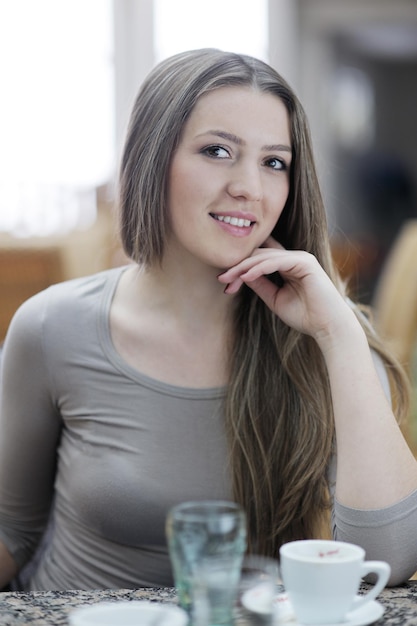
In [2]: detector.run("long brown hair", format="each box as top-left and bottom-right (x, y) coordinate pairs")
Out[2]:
(118, 48), (410, 556)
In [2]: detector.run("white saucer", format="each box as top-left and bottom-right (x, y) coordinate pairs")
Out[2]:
(69, 601), (188, 626)
(242, 588), (384, 625)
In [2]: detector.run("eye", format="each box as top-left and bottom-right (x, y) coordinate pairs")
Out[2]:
(264, 156), (287, 171)
(202, 145), (230, 159)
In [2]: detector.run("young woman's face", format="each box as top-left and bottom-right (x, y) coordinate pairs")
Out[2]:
(166, 86), (292, 271)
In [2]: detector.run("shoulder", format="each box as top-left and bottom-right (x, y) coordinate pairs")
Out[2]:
(14, 267), (124, 320)
(43, 266), (125, 304)
(5, 267), (127, 350)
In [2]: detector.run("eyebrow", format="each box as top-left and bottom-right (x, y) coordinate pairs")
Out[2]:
(202, 130), (292, 153)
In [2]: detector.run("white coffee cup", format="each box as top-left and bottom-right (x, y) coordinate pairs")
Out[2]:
(279, 539), (390, 625)
(69, 600), (188, 626)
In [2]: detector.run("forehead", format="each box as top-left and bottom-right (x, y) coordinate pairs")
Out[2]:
(183, 86), (291, 143)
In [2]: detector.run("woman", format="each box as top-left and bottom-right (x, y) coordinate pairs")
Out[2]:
(1, 48), (417, 591)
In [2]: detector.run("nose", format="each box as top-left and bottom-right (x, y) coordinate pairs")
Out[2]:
(226, 161), (262, 202)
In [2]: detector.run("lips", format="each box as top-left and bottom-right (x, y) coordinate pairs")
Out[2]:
(210, 213), (255, 228)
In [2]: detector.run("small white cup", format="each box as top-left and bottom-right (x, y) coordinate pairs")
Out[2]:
(279, 539), (390, 625)
(69, 600), (188, 626)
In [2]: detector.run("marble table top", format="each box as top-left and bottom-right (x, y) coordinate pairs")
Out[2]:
(0, 587), (176, 625)
(1, 581), (417, 625)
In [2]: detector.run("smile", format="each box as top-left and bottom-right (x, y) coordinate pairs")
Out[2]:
(210, 214), (253, 228)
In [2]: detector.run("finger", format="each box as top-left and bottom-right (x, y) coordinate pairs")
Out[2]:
(244, 274), (280, 305)
(240, 258), (289, 283)
(223, 276), (244, 295)
(218, 250), (282, 283)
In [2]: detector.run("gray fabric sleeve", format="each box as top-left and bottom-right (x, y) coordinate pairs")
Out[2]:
(333, 490), (417, 586)
(330, 349), (417, 585)
(0, 291), (61, 569)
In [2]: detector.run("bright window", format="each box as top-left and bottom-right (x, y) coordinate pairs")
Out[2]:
(0, 0), (114, 236)
(154, 0), (269, 62)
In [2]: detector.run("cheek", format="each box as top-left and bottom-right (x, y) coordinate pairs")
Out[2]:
(167, 171), (201, 234)
(168, 163), (202, 211)
(267, 183), (289, 220)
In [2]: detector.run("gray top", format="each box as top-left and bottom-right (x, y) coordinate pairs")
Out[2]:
(1, 267), (417, 590)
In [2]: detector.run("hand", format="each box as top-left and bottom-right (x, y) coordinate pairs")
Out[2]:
(218, 237), (356, 345)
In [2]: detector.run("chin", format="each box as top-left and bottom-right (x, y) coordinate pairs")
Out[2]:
(212, 254), (247, 272)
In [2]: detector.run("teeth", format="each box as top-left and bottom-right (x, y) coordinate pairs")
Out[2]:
(215, 215), (252, 228)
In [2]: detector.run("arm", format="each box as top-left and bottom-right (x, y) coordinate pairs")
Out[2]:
(327, 355), (417, 585)
(218, 238), (417, 580)
(0, 292), (61, 587)
(319, 307), (417, 508)
(218, 239), (417, 507)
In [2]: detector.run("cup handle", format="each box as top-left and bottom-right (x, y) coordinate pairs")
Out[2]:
(350, 561), (391, 612)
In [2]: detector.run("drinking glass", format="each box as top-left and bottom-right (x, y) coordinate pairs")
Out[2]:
(166, 500), (247, 625)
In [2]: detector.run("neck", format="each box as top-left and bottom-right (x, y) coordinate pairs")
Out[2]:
(124, 258), (236, 332)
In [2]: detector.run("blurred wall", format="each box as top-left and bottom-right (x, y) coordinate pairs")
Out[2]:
(290, 0), (417, 301)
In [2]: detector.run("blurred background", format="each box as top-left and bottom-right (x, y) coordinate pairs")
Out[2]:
(1, 0), (417, 441)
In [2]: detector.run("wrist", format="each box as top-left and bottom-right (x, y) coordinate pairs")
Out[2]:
(314, 307), (367, 358)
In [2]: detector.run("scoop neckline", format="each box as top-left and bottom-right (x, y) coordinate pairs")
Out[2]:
(98, 266), (227, 400)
